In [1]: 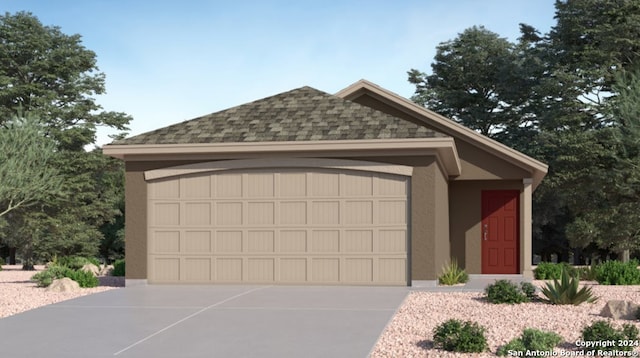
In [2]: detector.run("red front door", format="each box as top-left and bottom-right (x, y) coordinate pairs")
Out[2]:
(481, 190), (519, 274)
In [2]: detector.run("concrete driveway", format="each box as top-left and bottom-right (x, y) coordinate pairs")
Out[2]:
(0, 285), (408, 358)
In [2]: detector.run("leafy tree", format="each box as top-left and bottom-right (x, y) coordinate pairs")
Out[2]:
(408, 26), (525, 137)
(0, 12), (129, 266)
(0, 11), (130, 150)
(0, 115), (64, 217)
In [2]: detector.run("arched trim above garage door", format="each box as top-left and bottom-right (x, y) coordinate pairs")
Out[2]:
(145, 158), (413, 181)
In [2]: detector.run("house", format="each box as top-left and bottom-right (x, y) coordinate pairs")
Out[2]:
(103, 80), (548, 286)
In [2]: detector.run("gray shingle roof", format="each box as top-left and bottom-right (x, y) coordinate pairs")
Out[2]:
(114, 86), (446, 145)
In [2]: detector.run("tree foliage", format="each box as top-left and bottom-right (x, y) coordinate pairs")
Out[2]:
(0, 11), (130, 150)
(409, 0), (640, 259)
(0, 12), (128, 267)
(0, 115), (64, 217)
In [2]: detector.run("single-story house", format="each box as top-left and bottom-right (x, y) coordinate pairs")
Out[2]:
(103, 80), (548, 286)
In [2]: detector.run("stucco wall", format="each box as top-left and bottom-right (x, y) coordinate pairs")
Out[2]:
(449, 180), (522, 274)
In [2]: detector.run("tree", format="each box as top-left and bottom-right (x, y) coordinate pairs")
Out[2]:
(408, 26), (525, 137)
(0, 11), (130, 150)
(0, 115), (64, 217)
(0, 12), (129, 267)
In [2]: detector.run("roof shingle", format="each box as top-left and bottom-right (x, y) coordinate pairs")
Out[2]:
(114, 86), (445, 145)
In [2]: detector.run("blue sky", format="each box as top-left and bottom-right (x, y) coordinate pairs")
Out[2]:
(4, 1), (557, 146)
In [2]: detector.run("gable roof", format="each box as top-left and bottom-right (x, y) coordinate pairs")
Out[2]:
(336, 79), (548, 188)
(113, 86), (445, 145)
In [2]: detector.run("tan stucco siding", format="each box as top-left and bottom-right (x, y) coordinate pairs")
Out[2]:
(124, 161), (202, 280)
(449, 180), (522, 274)
(410, 158), (450, 280)
(454, 140), (531, 181)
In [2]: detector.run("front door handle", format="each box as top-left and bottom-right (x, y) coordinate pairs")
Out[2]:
(483, 224), (488, 240)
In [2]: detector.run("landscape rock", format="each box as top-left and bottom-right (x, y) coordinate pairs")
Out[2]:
(45, 278), (80, 292)
(600, 300), (639, 320)
(81, 263), (100, 276)
(99, 265), (114, 276)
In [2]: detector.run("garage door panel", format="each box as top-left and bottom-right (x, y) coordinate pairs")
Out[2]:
(154, 231), (180, 253)
(344, 201), (373, 225)
(148, 167), (408, 285)
(280, 202), (307, 225)
(184, 258), (211, 282)
(311, 172), (339, 196)
(152, 203), (180, 226)
(248, 258), (275, 281)
(378, 200), (407, 224)
(216, 231), (243, 253)
(280, 231), (307, 252)
(280, 172), (307, 197)
(344, 230), (373, 253)
(343, 173), (373, 196)
(150, 179), (180, 198)
(216, 173), (242, 198)
(312, 230), (340, 252)
(345, 258), (373, 282)
(216, 258), (242, 281)
(248, 173), (275, 197)
(185, 231), (211, 253)
(185, 203), (211, 226)
(248, 231), (275, 252)
(378, 230), (407, 252)
(311, 201), (339, 225)
(248, 202), (275, 225)
(216, 202), (242, 225)
(280, 259), (307, 281)
(181, 175), (211, 198)
(312, 258), (340, 282)
(153, 258), (180, 282)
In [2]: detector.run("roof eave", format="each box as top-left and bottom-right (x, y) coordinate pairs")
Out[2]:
(336, 79), (549, 189)
(103, 138), (462, 177)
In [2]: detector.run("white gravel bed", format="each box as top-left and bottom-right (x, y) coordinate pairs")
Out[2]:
(371, 281), (640, 357)
(0, 265), (122, 319)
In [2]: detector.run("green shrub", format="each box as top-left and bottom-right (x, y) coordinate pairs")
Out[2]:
(497, 328), (562, 356)
(581, 320), (639, 353)
(539, 267), (597, 305)
(534, 262), (564, 280)
(31, 264), (98, 288)
(594, 260), (640, 285)
(433, 319), (488, 353)
(484, 280), (529, 304)
(57, 256), (100, 270)
(520, 282), (537, 300)
(438, 259), (469, 285)
(112, 259), (125, 277)
(67, 269), (98, 288)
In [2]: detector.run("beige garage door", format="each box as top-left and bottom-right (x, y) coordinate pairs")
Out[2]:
(147, 168), (409, 285)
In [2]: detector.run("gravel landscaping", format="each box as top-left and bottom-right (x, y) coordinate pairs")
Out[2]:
(371, 281), (640, 357)
(0, 265), (122, 319)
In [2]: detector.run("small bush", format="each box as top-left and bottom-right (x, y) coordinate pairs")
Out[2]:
(484, 280), (529, 304)
(534, 262), (566, 280)
(581, 320), (639, 353)
(67, 269), (98, 288)
(594, 260), (640, 285)
(112, 259), (125, 277)
(520, 282), (537, 300)
(497, 328), (562, 356)
(539, 267), (597, 305)
(433, 319), (488, 353)
(57, 256), (101, 271)
(31, 264), (98, 288)
(438, 259), (469, 286)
